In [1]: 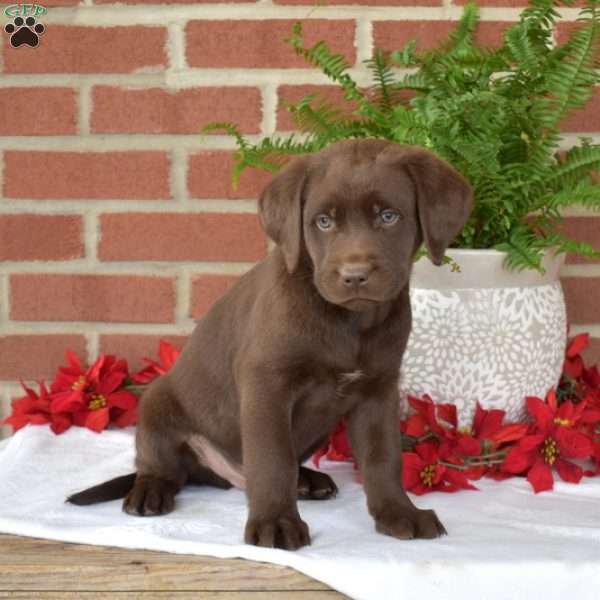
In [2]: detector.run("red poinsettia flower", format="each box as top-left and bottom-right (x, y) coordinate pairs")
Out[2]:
(403, 442), (477, 495)
(132, 340), (182, 384)
(402, 395), (457, 440)
(2, 381), (71, 434)
(313, 419), (354, 467)
(50, 352), (137, 433)
(563, 333), (589, 379)
(502, 391), (594, 492)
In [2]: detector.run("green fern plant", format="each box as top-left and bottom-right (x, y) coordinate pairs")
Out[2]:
(204, 0), (600, 272)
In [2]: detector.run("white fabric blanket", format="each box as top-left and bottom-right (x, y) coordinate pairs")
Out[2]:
(1, 425), (600, 600)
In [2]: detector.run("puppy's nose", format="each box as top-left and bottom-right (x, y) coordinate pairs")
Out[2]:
(339, 264), (371, 288)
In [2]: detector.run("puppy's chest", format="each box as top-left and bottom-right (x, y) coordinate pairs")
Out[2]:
(336, 368), (365, 396)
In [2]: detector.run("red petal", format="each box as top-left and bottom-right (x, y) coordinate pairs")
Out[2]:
(527, 460), (554, 493)
(473, 402), (486, 434)
(312, 444), (328, 468)
(519, 433), (545, 451)
(87, 354), (107, 385)
(555, 457), (583, 484)
(502, 446), (534, 474)
(547, 389), (558, 413)
(415, 441), (438, 464)
(50, 413), (72, 435)
(97, 370), (126, 395)
(455, 435), (481, 456)
(83, 407), (110, 433)
(564, 356), (584, 379)
(555, 427), (593, 459)
(131, 365), (159, 384)
(113, 407), (138, 428)
(65, 350), (83, 372)
(567, 333), (589, 358)
(3, 413), (30, 431)
(444, 468), (478, 491)
(51, 391), (85, 414)
(526, 397), (554, 433)
(159, 340), (181, 370)
(490, 423), (529, 445)
(404, 414), (427, 437)
(402, 452), (424, 490)
(478, 409), (506, 439)
(581, 408), (600, 425)
(107, 390), (138, 410)
(436, 404), (457, 429)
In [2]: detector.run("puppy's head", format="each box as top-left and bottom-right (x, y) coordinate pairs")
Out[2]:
(258, 139), (473, 312)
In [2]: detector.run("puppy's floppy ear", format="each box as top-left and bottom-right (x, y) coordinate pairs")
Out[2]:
(384, 146), (473, 265)
(258, 155), (311, 273)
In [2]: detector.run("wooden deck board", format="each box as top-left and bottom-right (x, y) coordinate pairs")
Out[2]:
(0, 535), (347, 599)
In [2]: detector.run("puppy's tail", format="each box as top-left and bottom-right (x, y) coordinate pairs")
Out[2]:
(66, 472), (136, 505)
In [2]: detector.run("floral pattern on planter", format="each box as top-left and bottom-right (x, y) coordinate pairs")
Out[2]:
(399, 282), (567, 426)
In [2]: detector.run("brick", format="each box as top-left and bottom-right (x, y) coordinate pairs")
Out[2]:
(455, 0), (527, 4)
(0, 335), (87, 381)
(188, 151), (273, 199)
(99, 213), (267, 262)
(91, 86), (261, 134)
(186, 20), (356, 69)
(3, 26), (167, 74)
(277, 84), (359, 131)
(15, 0), (80, 4)
(3, 151), (170, 200)
(10, 274), (175, 323)
(561, 217), (600, 264)
(561, 277), (600, 324)
(99, 334), (188, 372)
(557, 23), (600, 60)
(561, 87), (600, 132)
(96, 0), (254, 2)
(0, 214), (83, 261)
(0, 88), (77, 135)
(583, 337), (600, 367)
(373, 21), (509, 53)
(277, 0), (439, 3)
(191, 274), (239, 318)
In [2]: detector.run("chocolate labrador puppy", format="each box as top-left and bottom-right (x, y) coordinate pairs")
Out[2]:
(68, 139), (472, 549)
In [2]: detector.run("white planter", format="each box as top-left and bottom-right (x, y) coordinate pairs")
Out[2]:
(399, 249), (567, 426)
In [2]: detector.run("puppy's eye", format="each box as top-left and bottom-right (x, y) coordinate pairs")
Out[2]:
(379, 209), (400, 226)
(316, 214), (334, 231)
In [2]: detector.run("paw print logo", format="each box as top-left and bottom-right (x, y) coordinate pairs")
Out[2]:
(4, 16), (45, 48)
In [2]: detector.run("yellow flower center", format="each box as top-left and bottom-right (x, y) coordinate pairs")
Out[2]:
(420, 464), (436, 487)
(553, 417), (571, 427)
(542, 437), (559, 465)
(459, 426), (472, 435)
(88, 394), (107, 410)
(71, 375), (86, 391)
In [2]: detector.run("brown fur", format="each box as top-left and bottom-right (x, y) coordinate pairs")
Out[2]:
(68, 139), (473, 550)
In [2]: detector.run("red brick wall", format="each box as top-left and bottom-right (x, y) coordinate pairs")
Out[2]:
(1, 1), (599, 435)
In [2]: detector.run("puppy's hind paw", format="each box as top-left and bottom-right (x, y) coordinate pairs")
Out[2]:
(297, 466), (338, 500)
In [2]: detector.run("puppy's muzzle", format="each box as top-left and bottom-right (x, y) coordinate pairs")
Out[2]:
(339, 263), (372, 290)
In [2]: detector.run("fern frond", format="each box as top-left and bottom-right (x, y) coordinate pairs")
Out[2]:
(286, 22), (364, 103)
(547, 142), (600, 189)
(364, 49), (397, 113)
(494, 225), (546, 272)
(544, 6), (600, 125)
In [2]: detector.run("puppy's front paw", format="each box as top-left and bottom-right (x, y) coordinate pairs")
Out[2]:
(245, 514), (311, 550)
(375, 506), (447, 540)
(123, 476), (178, 516)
